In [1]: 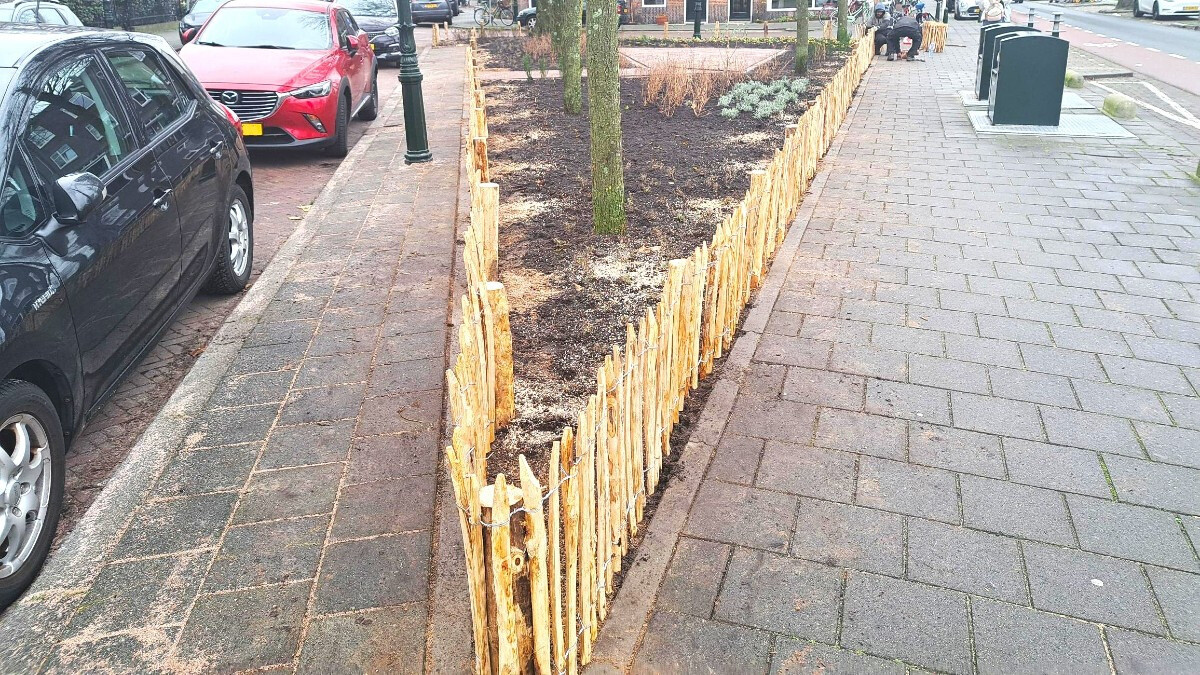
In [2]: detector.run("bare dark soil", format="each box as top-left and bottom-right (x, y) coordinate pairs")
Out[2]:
(484, 48), (848, 481)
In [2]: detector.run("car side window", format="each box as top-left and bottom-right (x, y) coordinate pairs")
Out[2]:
(103, 49), (193, 139)
(24, 53), (136, 180)
(15, 7), (37, 22)
(0, 155), (48, 238)
(344, 11), (360, 32)
(336, 10), (354, 42)
(38, 8), (68, 24)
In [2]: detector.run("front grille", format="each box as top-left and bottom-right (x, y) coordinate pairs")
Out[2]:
(206, 89), (280, 122)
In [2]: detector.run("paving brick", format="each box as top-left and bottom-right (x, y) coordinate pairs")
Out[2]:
(771, 639), (905, 675)
(977, 314), (1053, 346)
(908, 355), (990, 395)
(971, 598), (1110, 675)
(1126, 335), (1200, 368)
(1105, 454), (1200, 516)
(234, 463), (342, 525)
(1145, 566), (1200, 642)
(685, 479), (796, 553)
(1023, 543), (1164, 633)
(945, 333), (1023, 368)
(1106, 628), (1200, 674)
(293, 352), (374, 388)
(1075, 306), (1154, 336)
(657, 537), (731, 617)
(347, 430), (438, 484)
(313, 532), (430, 615)
(207, 514), (329, 592)
(766, 310), (805, 337)
(331, 478), (434, 541)
(260, 420), (355, 471)
(940, 289), (1007, 316)
(951, 392), (1044, 440)
(1099, 354), (1194, 395)
(633, 611), (771, 674)
(757, 442), (856, 502)
(856, 457), (958, 523)
(1005, 298), (1078, 326)
(244, 319), (318, 349)
(1162, 394), (1200, 431)
(1070, 380), (1171, 425)
(1019, 344), (1106, 381)
(298, 603), (426, 674)
(714, 547), (840, 641)
(1041, 407), (1142, 456)
(790, 500), (903, 576)
(781, 366), (864, 411)
(208, 370), (295, 409)
(840, 572), (970, 674)
(153, 444), (260, 497)
(176, 581), (311, 671)
(726, 398), (819, 445)
(117, 492), (238, 558)
(1067, 495), (1198, 572)
(829, 343), (908, 380)
(355, 390), (440, 437)
(65, 552), (209, 637)
(187, 403), (280, 449)
(1135, 422), (1200, 469)
(988, 367), (1077, 408)
(279, 383), (367, 425)
(1049, 325), (1133, 357)
(871, 324), (945, 357)
(960, 475), (1074, 545)
(840, 299), (906, 325)
(710, 434), (765, 486)
(1003, 438), (1112, 498)
(741, 362), (787, 400)
(906, 423), (1003, 478)
(865, 380), (951, 426)
(814, 409), (907, 461)
(907, 519), (1026, 602)
(756, 334), (834, 369)
(47, 631), (178, 674)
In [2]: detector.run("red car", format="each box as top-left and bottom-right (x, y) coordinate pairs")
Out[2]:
(180, 0), (378, 156)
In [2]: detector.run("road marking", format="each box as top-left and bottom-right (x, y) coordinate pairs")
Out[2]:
(1091, 81), (1200, 130)
(1147, 47), (1162, 52)
(1168, 53), (1186, 59)
(1127, 42), (1140, 47)
(1142, 81), (1200, 123)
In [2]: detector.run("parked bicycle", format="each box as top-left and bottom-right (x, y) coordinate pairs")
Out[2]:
(474, 0), (514, 26)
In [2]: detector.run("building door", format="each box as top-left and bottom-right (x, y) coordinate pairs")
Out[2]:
(729, 0), (750, 20)
(685, 0), (707, 22)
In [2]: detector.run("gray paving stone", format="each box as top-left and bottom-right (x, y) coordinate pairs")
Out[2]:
(347, 430), (439, 484)
(714, 547), (840, 641)
(871, 324), (945, 357)
(742, 362), (788, 400)
(1072, 380), (1172, 425)
(829, 343), (908, 380)
(905, 306), (977, 336)
(1106, 628), (1200, 674)
(971, 597), (1109, 675)
(1161, 394), (1200, 431)
(960, 475), (1075, 545)
(978, 314), (1053, 346)
(1134, 422), (1200, 469)
(297, 603), (426, 674)
(908, 354), (990, 396)
(355, 390), (441, 437)
(685, 479), (796, 553)
(65, 551), (209, 637)
(1100, 354), (1194, 395)
(1003, 438), (1112, 498)
(865, 380), (951, 426)
(175, 581), (311, 671)
(841, 572), (970, 674)
(940, 289), (1007, 316)
(988, 368), (1077, 408)
(293, 352), (374, 388)
(279, 382), (367, 425)
(368, 357), (446, 396)
(757, 442), (856, 502)
(260, 420), (356, 470)
(771, 639), (905, 675)
(1105, 454), (1200, 516)
(243, 318), (318, 349)
(726, 398), (819, 445)
(207, 514), (329, 592)
(1049, 325), (1133, 358)
(1019, 344), (1107, 381)
(710, 434), (764, 486)
(331, 477), (433, 541)
(153, 443), (260, 497)
(657, 537), (731, 617)
(186, 403), (280, 449)
(1067, 495), (1198, 572)
(1041, 407), (1143, 457)
(1006, 298), (1078, 327)
(208, 370), (296, 409)
(1023, 543), (1164, 634)
(756, 334), (835, 369)
(781, 366), (865, 411)
(1145, 566), (1200, 643)
(790, 499), (903, 575)
(952, 392), (1045, 441)
(116, 492), (238, 558)
(234, 463), (342, 524)
(906, 519), (1026, 602)
(814, 409), (907, 461)
(228, 341), (308, 374)
(314, 532), (430, 615)
(856, 457), (958, 523)
(945, 333), (1024, 368)
(632, 611), (772, 674)
(46, 630), (178, 675)
(908, 423), (1005, 478)
(1126, 335), (1200, 368)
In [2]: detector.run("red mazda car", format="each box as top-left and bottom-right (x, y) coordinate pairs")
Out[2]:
(179, 0), (378, 156)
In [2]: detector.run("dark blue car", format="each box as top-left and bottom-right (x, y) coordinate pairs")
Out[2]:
(0, 24), (253, 606)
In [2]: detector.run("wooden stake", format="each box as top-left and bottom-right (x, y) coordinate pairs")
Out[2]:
(520, 456), (552, 674)
(483, 282), (515, 428)
(488, 476), (519, 674)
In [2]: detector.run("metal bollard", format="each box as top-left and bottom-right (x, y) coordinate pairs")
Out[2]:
(1027, 8), (1035, 28)
(1052, 12), (1062, 37)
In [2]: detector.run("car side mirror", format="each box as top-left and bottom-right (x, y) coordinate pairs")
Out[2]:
(52, 172), (105, 225)
(343, 34), (358, 55)
(182, 27), (196, 43)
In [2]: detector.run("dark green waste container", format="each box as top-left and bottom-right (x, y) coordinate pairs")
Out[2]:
(976, 24), (1037, 100)
(988, 33), (1070, 126)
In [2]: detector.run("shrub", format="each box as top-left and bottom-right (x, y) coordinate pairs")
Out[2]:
(719, 77), (809, 120)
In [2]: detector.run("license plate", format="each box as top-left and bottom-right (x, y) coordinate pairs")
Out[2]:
(424, 3), (437, 7)
(1185, 5), (1198, 9)
(242, 123), (263, 136)
(370, 43), (376, 50)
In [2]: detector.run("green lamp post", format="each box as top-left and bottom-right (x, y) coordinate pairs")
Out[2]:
(394, 0), (433, 163)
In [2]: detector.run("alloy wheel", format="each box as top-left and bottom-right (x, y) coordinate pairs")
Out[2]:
(0, 414), (51, 579)
(228, 199), (250, 278)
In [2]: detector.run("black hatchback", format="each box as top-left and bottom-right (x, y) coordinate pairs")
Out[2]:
(0, 24), (253, 606)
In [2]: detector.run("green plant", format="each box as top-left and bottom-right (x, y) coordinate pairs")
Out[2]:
(720, 77), (809, 120)
(538, 57), (549, 78)
(522, 53), (534, 81)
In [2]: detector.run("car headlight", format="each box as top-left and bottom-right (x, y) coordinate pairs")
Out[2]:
(385, 25), (400, 37)
(287, 81), (333, 99)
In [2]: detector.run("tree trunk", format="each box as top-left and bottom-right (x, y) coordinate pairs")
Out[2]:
(837, 0), (849, 43)
(795, 5), (809, 74)
(555, 0), (584, 114)
(586, 0), (627, 234)
(1114, 0), (1134, 10)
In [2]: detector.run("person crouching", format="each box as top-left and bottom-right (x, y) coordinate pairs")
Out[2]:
(887, 14), (923, 61)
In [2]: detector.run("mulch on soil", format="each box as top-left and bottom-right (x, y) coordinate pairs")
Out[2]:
(483, 50), (849, 481)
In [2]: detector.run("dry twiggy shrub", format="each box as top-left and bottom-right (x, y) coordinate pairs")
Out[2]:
(523, 34), (554, 63)
(659, 63), (689, 117)
(642, 62), (671, 107)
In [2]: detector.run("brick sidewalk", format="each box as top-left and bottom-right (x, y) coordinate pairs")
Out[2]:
(0, 47), (466, 672)
(611, 21), (1200, 674)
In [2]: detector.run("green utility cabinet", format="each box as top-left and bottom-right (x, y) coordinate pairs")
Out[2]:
(976, 24), (1037, 100)
(987, 33), (1070, 125)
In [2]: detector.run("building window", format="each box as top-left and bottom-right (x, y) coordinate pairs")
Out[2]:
(641, 0), (666, 7)
(768, 0), (820, 10)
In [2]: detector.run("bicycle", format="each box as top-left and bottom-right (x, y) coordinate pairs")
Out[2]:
(474, 0), (515, 26)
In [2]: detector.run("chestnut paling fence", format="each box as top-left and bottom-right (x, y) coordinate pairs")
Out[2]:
(447, 33), (875, 675)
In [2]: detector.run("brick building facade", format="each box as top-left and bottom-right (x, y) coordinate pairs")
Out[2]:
(626, 0), (822, 25)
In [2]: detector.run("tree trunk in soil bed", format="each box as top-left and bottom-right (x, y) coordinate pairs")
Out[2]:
(550, 0), (584, 114)
(837, 0), (849, 43)
(796, 7), (810, 74)
(586, 0), (627, 234)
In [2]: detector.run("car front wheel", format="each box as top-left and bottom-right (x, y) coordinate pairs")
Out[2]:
(0, 380), (65, 610)
(357, 71), (379, 121)
(1152, 1), (1160, 18)
(1133, 0), (1143, 15)
(203, 184), (254, 294)
(325, 92), (350, 158)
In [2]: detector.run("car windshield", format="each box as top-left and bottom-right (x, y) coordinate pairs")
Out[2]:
(195, 7), (332, 49)
(338, 0), (396, 17)
(190, 0), (223, 13)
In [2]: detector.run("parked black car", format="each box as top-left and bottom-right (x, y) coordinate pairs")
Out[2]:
(336, 0), (404, 63)
(0, 24), (253, 607)
(178, 0), (224, 42)
(516, 0), (629, 30)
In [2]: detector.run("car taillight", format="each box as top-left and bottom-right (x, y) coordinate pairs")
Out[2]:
(215, 100), (242, 136)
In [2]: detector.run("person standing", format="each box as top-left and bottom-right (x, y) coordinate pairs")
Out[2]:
(980, 0), (1009, 25)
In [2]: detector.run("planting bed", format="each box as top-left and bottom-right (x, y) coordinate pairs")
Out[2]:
(482, 46), (850, 479)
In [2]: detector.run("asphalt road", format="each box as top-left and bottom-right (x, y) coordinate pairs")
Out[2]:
(1014, 1), (1200, 95)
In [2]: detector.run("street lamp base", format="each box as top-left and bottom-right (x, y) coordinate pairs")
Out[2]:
(405, 149), (434, 164)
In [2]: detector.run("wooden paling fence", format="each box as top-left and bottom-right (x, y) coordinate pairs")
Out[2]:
(922, 20), (948, 53)
(446, 32), (875, 675)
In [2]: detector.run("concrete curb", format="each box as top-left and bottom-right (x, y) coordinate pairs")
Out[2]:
(0, 78), (407, 672)
(585, 63), (877, 672)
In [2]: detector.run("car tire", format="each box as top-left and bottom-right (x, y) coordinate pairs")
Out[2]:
(1152, 1), (1160, 18)
(325, 92), (350, 158)
(1133, 0), (1143, 15)
(357, 71), (379, 121)
(203, 184), (254, 294)
(0, 380), (65, 610)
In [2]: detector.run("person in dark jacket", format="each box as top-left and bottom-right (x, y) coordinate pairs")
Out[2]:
(863, 3), (891, 55)
(887, 14), (923, 61)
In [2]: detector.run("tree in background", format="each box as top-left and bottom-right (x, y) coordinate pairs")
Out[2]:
(795, 4), (809, 74)
(837, 0), (849, 43)
(586, 0), (626, 234)
(546, 0), (584, 114)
